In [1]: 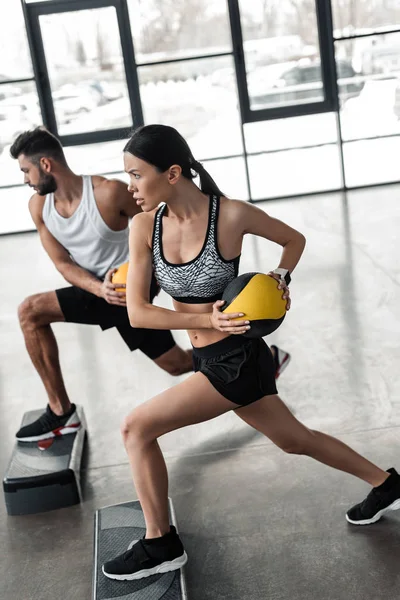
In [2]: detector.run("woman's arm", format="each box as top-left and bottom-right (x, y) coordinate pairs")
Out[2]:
(236, 200), (306, 273)
(126, 213), (247, 332)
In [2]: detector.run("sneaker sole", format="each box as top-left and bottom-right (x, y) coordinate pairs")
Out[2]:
(16, 423), (81, 443)
(275, 353), (291, 379)
(346, 498), (400, 525)
(102, 551), (188, 581)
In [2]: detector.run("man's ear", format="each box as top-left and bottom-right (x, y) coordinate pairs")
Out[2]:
(167, 164), (182, 185)
(39, 157), (52, 173)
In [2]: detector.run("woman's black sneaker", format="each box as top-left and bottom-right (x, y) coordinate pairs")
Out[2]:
(346, 468), (400, 525)
(102, 525), (188, 581)
(16, 403), (80, 442)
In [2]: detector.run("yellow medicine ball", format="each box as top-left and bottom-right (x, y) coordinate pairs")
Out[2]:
(222, 272), (287, 338)
(112, 262), (129, 292)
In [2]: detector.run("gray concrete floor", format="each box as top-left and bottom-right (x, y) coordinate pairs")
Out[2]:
(1, 186), (400, 600)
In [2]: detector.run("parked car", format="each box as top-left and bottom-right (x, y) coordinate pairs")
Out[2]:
(248, 59), (364, 108)
(87, 80), (124, 105)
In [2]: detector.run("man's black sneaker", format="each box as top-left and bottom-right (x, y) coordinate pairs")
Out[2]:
(346, 468), (400, 525)
(16, 403), (81, 442)
(102, 525), (188, 581)
(271, 345), (291, 379)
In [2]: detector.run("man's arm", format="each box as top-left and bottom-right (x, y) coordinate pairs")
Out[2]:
(29, 194), (104, 297)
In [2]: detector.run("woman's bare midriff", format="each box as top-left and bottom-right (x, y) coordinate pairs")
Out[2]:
(172, 299), (231, 348)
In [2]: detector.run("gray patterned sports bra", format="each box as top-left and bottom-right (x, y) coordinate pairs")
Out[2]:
(152, 195), (240, 304)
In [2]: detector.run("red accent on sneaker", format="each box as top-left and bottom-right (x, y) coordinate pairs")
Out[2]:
(37, 438), (55, 451)
(275, 353), (290, 379)
(53, 422), (81, 436)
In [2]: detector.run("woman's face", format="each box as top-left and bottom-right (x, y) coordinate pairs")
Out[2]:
(124, 152), (174, 211)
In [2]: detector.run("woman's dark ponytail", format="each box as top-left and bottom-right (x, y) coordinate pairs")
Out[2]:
(191, 160), (224, 197)
(124, 124), (224, 197)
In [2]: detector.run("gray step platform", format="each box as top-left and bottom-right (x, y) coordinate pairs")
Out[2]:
(93, 499), (188, 600)
(3, 405), (86, 515)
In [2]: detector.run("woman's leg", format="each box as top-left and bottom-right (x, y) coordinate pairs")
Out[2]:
(235, 395), (389, 487)
(121, 372), (236, 538)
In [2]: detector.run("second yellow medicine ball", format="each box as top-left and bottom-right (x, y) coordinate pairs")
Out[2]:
(221, 272), (287, 338)
(112, 262), (129, 292)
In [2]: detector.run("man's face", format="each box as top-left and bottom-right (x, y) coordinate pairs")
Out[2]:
(18, 154), (57, 196)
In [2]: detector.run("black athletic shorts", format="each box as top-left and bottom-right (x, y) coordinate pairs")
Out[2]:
(55, 278), (175, 360)
(192, 335), (277, 406)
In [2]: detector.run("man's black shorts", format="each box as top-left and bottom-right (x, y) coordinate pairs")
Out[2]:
(55, 284), (175, 360)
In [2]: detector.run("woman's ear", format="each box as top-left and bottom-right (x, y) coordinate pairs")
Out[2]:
(167, 164), (182, 185)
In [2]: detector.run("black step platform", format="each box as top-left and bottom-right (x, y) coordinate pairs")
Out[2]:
(93, 498), (188, 600)
(3, 405), (86, 515)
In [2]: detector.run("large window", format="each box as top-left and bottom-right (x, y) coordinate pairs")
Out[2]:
(331, 0), (400, 37)
(0, 3), (33, 78)
(336, 33), (400, 141)
(127, 0), (232, 62)
(233, 0), (337, 122)
(127, 0), (241, 162)
(0, 3), (41, 193)
(240, 0), (324, 110)
(334, 22), (400, 187)
(244, 113), (342, 198)
(24, 0), (142, 146)
(138, 56), (243, 160)
(0, 82), (41, 184)
(1, 0), (400, 234)
(38, 7), (132, 136)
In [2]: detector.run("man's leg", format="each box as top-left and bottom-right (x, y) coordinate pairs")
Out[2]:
(18, 291), (71, 415)
(117, 326), (193, 376)
(141, 329), (193, 376)
(153, 345), (193, 376)
(16, 290), (80, 442)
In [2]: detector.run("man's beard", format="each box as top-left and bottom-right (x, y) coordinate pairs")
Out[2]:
(36, 170), (57, 195)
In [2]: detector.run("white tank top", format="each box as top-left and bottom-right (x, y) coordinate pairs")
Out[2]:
(42, 175), (129, 279)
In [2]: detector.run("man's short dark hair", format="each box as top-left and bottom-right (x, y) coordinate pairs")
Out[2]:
(10, 127), (67, 166)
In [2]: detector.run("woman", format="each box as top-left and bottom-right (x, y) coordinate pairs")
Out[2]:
(103, 125), (400, 581)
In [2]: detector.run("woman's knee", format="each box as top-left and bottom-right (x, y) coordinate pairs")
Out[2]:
(120, 409), (155, 446)
(279, 430), (317, 455)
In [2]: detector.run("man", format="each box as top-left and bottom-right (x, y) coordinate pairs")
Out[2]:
(10, 127), (193, 442)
